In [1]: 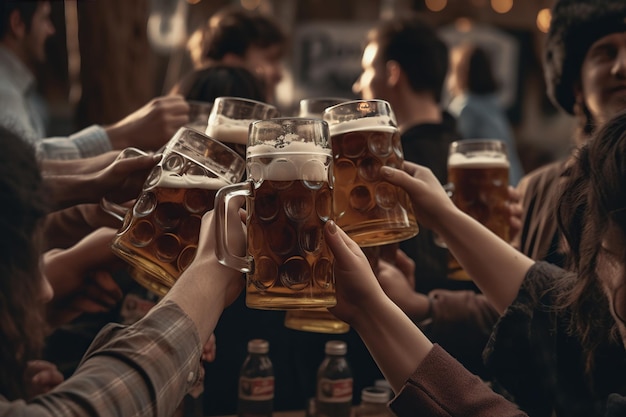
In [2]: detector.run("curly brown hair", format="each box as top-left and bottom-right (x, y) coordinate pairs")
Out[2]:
(0, 127), (48, 399)
(556, 109), (626, 374)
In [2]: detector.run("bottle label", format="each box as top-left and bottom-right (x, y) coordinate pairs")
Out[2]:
(239, 376), (275, 401)
(317, 378), (353, 403)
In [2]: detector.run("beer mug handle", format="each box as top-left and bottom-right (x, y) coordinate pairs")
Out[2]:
(215, 181), (253, 273)
(434, 183), (454, 248)
(100, 147), (149, 222)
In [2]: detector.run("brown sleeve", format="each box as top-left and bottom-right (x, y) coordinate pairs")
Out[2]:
(389, 345), (527, 417)
(420, 289), (499, 377)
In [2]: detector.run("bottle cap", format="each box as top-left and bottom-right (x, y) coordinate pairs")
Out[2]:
(248, 339), (269, 354)
(325, 340), (347, 355)
(361, 387), (390, 403)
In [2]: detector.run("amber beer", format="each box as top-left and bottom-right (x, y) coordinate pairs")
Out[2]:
(244, 147), (335, 309)
(446, 142), (510, 279)
(112, 161), (229, 295)
(325, 100), (419, 247)
(216, 119), (336, 310)
(108, 127), (245, 295)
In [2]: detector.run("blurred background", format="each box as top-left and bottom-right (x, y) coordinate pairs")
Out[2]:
(41, 0), (571, 175)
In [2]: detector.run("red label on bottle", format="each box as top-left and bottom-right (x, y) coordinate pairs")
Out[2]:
(317, 378), (353, 402)
(239, 376), (275, 401)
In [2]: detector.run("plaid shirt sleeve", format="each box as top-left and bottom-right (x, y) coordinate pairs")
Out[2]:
(0, 300), (203, 417)
(35, 125), (112, 160)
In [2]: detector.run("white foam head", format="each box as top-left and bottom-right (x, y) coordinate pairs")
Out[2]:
(248, 141), (331, 181)
(206, 114), (251, 145)
(448, 153), (510, 169)
(327, 116), (397, 136)
(154, 173), (229, 190)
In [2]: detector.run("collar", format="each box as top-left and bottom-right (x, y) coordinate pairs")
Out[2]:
(0, 45), (36, 94)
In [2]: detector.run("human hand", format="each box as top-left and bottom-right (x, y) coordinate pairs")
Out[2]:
(105, 95), (190, 151)
(24, 360), (64, 399)
(45, 228), (126, 326)
(380, 161), (458, 233)
(202, 333), (217, 362)
(43, 153), (159, 211)
(324, 221), (387, 326)
(377, 255), (430, 323)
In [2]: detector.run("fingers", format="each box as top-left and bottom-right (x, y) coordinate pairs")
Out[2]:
(323, 221), (365, 273)
(395, 250), (416, 287)
(202, 333), (217, 362)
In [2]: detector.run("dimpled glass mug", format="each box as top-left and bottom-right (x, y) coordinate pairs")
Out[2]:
(216, 118), (335, 310)
(445, 139), (510, 280)
(108, 127), (245, 296)
(323, 99), (419, 247)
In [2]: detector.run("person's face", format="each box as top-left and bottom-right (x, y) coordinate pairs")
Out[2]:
(243, 44), (284, 101)
(578, 32), (626, 126)
(598, 222), (626, 341)
(352, 41), (389, 100)
(21, 1), (55, 65)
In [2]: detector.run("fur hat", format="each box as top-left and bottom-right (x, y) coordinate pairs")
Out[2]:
(544, 0), (626, 114)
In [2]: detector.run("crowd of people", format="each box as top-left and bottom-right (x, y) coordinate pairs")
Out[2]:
(1, 0), (626, 416)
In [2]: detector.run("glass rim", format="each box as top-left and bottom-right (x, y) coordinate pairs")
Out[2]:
(168, 126), (245, 167)
(322, 98), (392, 114)
(213, 96), (277, 109)
(250, 117), (329, 127)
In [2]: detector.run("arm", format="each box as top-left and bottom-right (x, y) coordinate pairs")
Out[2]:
(3, 210), (244, 416)
(380, 162), (534, 314)
(42, 152), (158, 211)
(325, 222), (526, 417)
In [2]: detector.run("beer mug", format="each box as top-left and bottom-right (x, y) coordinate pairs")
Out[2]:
(323, 99), (419, 247)
(205, 96), (280, 157)
(283, 98), (353, 332)
(216, 118), (335, 310)
(299, 97), (350, 118)
(187, 100), (213, 132)
(108, 127), (246, 295)
(446, 139), (510, 280)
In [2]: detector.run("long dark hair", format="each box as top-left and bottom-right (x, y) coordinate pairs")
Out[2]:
(557, 110), (626, 373)
(0, 128), (48, 399)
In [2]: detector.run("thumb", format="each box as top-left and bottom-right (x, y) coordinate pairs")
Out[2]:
(324, 221), (364, 274)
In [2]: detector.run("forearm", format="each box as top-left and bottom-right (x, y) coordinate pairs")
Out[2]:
(161, 259), (234, 343)
(351, 294), (433, 393)
(44, 174), (100, 211)
(437, 208), (534, 314)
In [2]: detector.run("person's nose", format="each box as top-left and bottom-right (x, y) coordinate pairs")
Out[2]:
(611, 46), (626, 79)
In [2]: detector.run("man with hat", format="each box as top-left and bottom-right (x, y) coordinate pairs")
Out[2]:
(514, 0), (626, 266)
(483, 2), (626, 416)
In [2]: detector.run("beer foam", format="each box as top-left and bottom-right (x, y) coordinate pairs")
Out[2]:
(448, 153), (510, 168)
(327, 116), (396, 136)
(205, 114), (251, 145)
(248, 141), (331, 182)
(153, 173), (229, 190)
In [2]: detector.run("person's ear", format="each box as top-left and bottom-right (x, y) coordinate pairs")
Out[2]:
(386, 60), (402, 88)
(8, 9), (27, 39)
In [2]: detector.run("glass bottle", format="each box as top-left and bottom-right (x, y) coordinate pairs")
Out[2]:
(354, 387), (393, 417)
(316, 341), (353, 417)
(238, 339), (274, 417)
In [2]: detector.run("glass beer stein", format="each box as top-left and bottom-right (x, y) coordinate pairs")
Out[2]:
(216, 118), (335, 310)
(205, 96), (280, 158)
(446, 139), (510, 280)
(323, 99), (419, 247)
(107, 127), (246, 295)
(283, 97), (353, 333)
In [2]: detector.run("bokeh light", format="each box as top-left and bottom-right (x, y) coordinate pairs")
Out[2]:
(491, 0), (513, 14)
(425, 0), (447, 12)
(536, 8), (551, 33)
